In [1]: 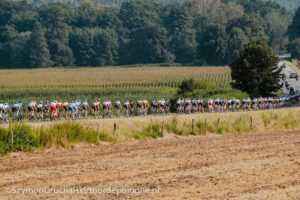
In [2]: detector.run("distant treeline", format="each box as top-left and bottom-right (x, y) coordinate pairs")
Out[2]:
(29, 0), (300, 10)
(0, 0), (297, 68)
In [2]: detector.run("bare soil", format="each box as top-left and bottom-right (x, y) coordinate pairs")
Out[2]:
(0, 131), (300, 200)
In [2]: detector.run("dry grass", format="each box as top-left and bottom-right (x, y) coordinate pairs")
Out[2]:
(25, 107), (300, 142)
(288, 61), (300, 74)
(1, 108), (299, 154)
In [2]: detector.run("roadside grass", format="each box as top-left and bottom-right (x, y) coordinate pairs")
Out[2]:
(288, 61), (300, 74)
(0, 122), (117, 155)
(133, 122), (163, 140)
(1, 108), (300, 155)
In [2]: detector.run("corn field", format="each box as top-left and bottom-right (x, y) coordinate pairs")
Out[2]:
(0, 66), (231, 102)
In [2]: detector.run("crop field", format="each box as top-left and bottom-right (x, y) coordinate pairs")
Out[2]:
(0, 66), (232, 102)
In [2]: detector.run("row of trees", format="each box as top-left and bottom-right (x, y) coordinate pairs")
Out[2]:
(0, 0), (294, 68)
(32, 0), (300, 11)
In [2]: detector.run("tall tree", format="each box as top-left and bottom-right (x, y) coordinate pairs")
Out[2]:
(125, 24), (173, 64)
(0, 25), (17, 43)
(165, 4), (196, 63)
(288, 6), (300, 40)
(0, 32), (30, 68)
(198, 24), (228, 65)
(26, 22), (52, 67)
(227, 14), (267, 41)
(70, 28), (118, 66)
(42, 3), (74, 66)
(231, 39), (281, 97)
(289, 38), (300, 59)
(119, 0), (161, 31)
(265, 10), (289, 52)
(73, 0), (100, 28)
(226, 27), (248, 63)
(119, 0), (173, 64)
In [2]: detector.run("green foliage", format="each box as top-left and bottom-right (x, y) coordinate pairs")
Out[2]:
(0, 31), (30, 68)
(134, 122), (163, 139)
(26, 22), (52, 67)
(0, 122), (117, 155)
(47, 23), (75, 66)
(70, 28), (118, 66)
(265, 0), (300, 11)
(123, 24), (173, 64)
(289, 7), (300, 58)
(177, 78), (199, 95)
(165, 4), (196, 63)
(289, 38), (300, 58)
(289, 6), (300, 40)
(227, 14), (266, 41)
(0, 124), (35, 154)
(176, 78), (248, 99)
(165, 117), (194, 136)
(35, 122), (116, 147)
(166, 115), (253, 136)
(198, 24), (228, 65)
(231, 39), (281, 97)
(226, 27), (248, 63)
(0, 0), (295, 68)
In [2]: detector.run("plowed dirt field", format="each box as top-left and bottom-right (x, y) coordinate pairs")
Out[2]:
(1, 131), (300, 199)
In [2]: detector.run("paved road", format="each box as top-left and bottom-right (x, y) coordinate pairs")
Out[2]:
(278, 61), (300, 95)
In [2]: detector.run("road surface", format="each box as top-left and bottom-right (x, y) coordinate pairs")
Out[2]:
(279, 61), (300, 94)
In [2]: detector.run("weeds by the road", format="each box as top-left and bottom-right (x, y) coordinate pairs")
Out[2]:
(1, 109), (300, 155)
(0, 122), (116, 155)
(133, 122), (163, 140)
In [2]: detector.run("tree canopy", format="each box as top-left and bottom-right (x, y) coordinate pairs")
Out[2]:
(231, 39), (281, 97)
(0, 0), (295, 68)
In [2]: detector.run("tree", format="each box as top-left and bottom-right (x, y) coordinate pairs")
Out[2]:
(93, 28), (118, 66)
(70, 28), (94, 66)
(47, 22), (74, 67)
(70, 28), (118, 66)
(288, 6), (300, 41)
(198, 24), (228, 65)
(9, 0), (38, 32)
(44, 4), (74, 66)
(0, 32), (30, 68)
(0, 25), (17, 43)
(231, 39), (281, 97)
(73, 0), (100, 28)
(119, 0), (161, 31)
(26, 22), (52, 67)
(0, 0), (294, 68)
(125, 24), (173, 64)
(177, 78), (198, 95)
(165, 4), (196, 63)
(265, 10), (289, 52)
(227, 14), (266, 41)
(118, 0), (166, 64)
(289, 38), (300, 59)
(226, 27), (248, 63)
(0, 0), (14, 26)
